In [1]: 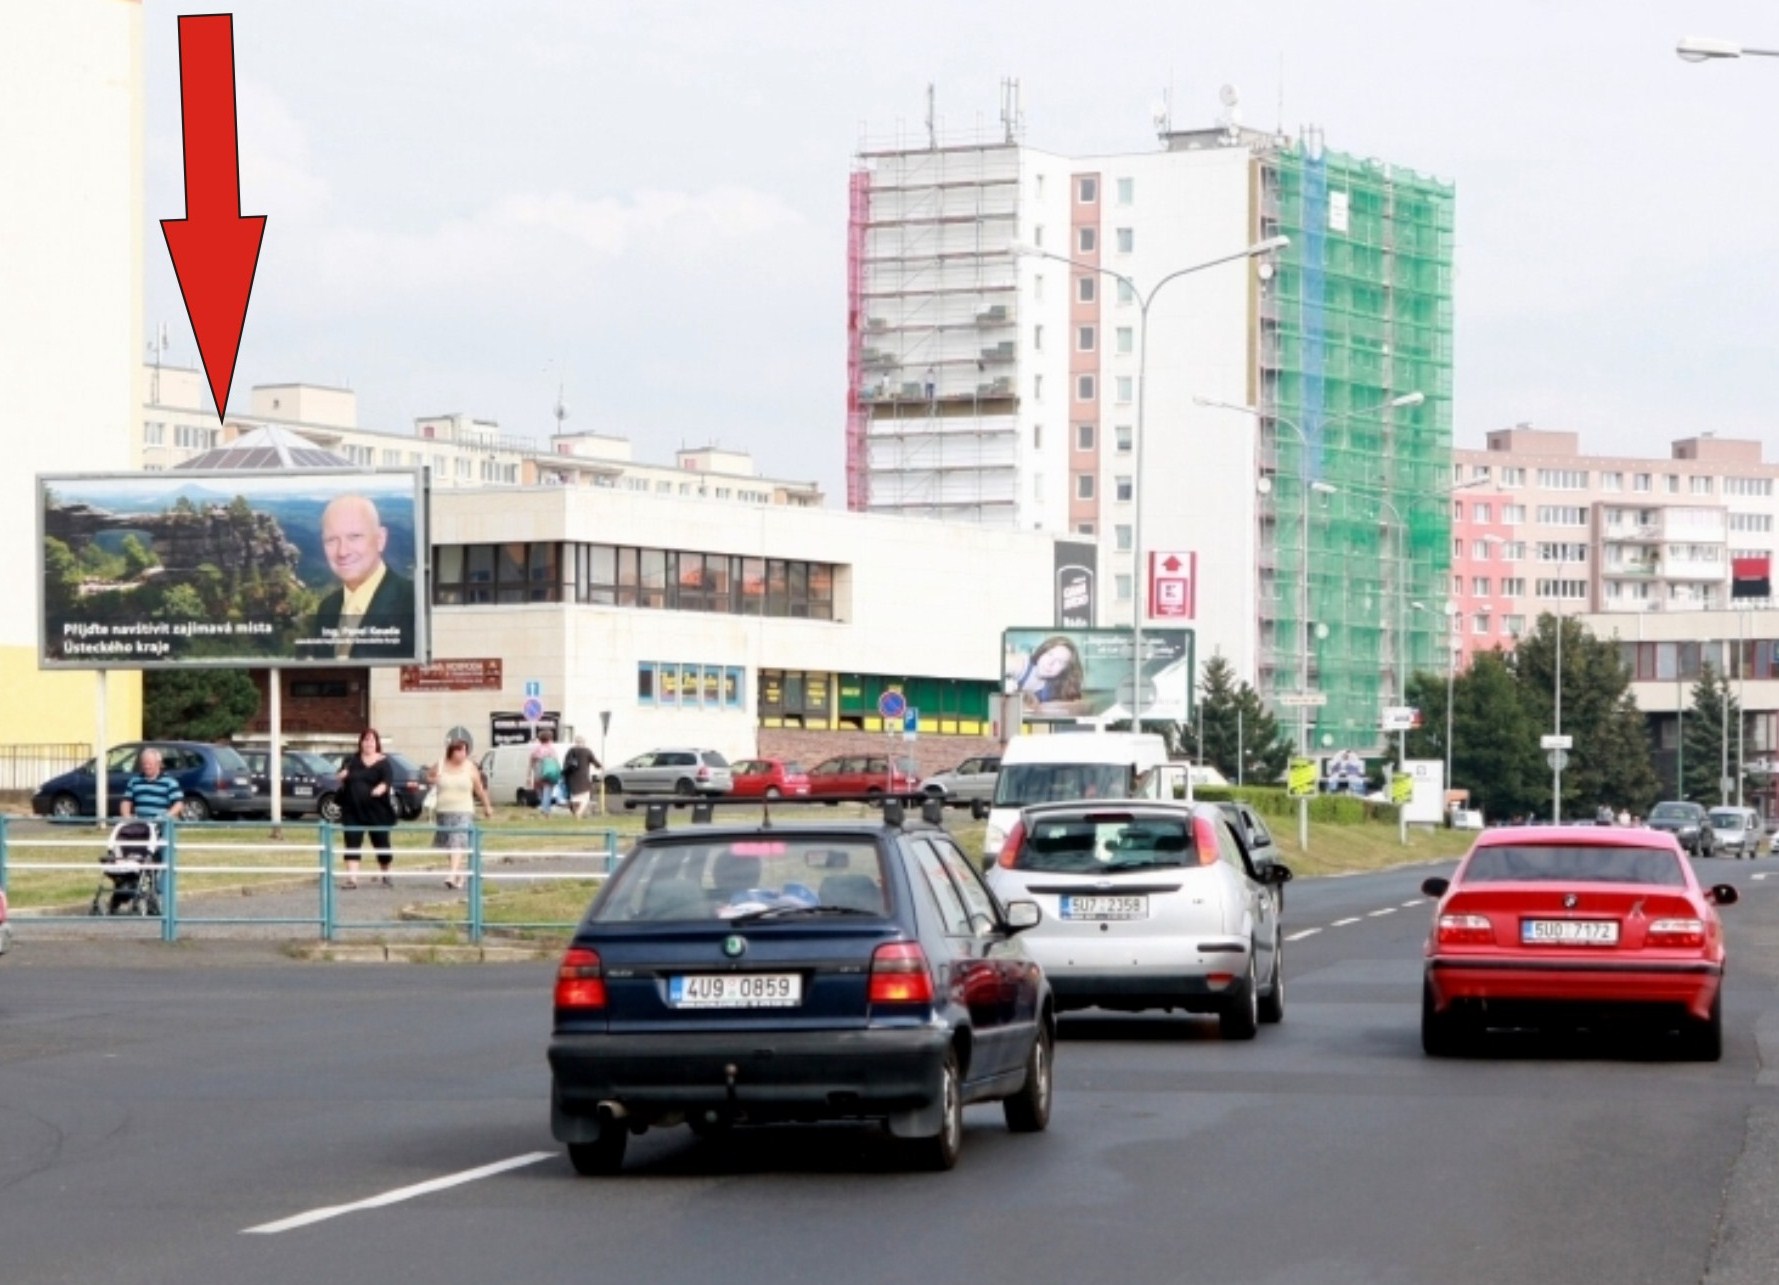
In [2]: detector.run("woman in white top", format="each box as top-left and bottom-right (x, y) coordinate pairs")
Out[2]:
(428, 739), (494, 890)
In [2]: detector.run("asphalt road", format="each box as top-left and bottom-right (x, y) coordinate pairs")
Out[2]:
(4, 856), (1778, 1285)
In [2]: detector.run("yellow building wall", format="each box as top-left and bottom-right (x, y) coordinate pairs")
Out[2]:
(0, 645), (142, 751)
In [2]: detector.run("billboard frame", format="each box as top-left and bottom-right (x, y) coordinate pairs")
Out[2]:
(37, 467), (431, 670)
(1001, 626), (1195, 725)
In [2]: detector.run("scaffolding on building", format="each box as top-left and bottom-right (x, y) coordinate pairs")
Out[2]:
(1257, 137), (1456, 753)
(845, 143), (1023, 524)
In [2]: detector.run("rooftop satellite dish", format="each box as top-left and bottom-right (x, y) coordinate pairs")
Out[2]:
(1219, 84), (1239, 107)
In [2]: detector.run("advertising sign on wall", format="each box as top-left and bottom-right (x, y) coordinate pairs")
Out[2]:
(39, 470), (428, 669)
(1053, 540), (1097, 629)
(1002, 627), (1195, 723)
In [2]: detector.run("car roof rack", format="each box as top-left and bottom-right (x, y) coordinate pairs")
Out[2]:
(628, 792), (976, 832)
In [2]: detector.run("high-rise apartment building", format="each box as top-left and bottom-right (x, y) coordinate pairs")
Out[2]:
(847, 112), (1455, 752)
(1448, 427), (1779, 667)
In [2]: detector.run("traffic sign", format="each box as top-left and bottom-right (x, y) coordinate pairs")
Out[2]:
(522, 696), (544, 723)
(524, 680), (542, 699)
(878, 689), (907, 720)
(903, 707), (919, 741)
(1390, 772), (1413, 805)
(1545, 748), (1569, 771)
(1287, 757), (1317, 799)
(1147, 550), (1197, 620)
(1279, 692), (1328, 708)
(1540, 734), (1572, 750)
(1382, 706), (1421, 732)
(599, 710), (612, 736)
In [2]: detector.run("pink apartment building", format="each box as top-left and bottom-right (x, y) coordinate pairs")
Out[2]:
(1447, 427), (1779, 668)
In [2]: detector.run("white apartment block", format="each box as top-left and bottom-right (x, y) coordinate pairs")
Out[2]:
(1449, 428), (1779, 667)
(139, 364), (824, 507)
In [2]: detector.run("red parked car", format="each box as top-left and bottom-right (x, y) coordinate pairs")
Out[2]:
(805, 754), (921, 800)
(1420, 825), (1738, 1060)
(727, 758), (812, 799)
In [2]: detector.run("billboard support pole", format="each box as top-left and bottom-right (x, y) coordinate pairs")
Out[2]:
(95, 670), (109, 825)
(269, 668), (283, 828)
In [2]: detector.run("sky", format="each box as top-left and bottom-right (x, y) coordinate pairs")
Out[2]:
(142, 0), (1779, 500)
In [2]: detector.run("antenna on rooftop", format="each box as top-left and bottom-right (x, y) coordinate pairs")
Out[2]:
(553, 379), (569, 436)
(1000, 77), (1023, 143)
(146, 321), (170, 405)
(925, 82), (936, 149)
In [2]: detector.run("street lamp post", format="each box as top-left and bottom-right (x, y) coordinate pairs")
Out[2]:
(1677, 35), (1779, 61)
(1196, 391), (1423, 853)
(1012, 235), (1289, 733)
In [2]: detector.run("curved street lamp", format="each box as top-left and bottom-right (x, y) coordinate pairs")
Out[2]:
(1011, 235), (1289, 731)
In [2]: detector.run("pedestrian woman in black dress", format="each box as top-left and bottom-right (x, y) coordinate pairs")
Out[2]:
(338, 727), (398, 889)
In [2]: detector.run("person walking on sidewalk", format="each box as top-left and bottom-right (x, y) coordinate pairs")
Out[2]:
(338, 728), (398, 889)
(428, 738), (494, 890)
(529, 731), (565, 817)
(562, 735), (600, 818)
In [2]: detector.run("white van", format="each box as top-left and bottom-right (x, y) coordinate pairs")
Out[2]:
(983, 732), (1172, 861)
(480, 743), (543, 806)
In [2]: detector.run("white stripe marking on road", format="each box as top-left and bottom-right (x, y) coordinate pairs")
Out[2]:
(243, 1151), (555, 1234)
(1330, 917), (1361, 927)
(1285, 928), (1322, 941)
(1401, 900), (1423, 909)
(1756, 873), (1769, 882)
(1368, 907), (1396, 918)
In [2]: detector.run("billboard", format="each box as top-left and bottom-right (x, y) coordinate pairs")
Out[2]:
(1002, 627), (1194, 723)
(39, 470), (428, 668)
(1053, 539), (1097, 629)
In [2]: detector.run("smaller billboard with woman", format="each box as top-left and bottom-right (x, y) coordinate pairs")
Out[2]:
(1001, 628), (1194, 723)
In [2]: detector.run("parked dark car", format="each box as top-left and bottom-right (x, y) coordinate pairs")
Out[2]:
(31, 741), (258, 821)
(548, 802), (1054, 1173)
(241, 749), (331, 820)
(1647, 801), (1715, 857)
(315, 749), (429, 820)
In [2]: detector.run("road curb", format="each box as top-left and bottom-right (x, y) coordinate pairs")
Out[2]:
(288, 941), (554, 964)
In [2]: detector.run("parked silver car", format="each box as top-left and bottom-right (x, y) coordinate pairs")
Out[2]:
(921, 755), (1001, 802)
(984, 800), (1291, 1038)
(603, 748), (733, 796)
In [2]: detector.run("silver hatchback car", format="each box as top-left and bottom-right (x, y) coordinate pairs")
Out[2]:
(605, 748), (733, 796)
(985, 800), (1291, 1038)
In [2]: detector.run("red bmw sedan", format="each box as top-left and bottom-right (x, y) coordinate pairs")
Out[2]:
(1420, 825), (1738, 1060)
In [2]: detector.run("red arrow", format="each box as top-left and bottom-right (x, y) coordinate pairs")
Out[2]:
(160, 13), (266, 426)
(1162, 555), (1183, 573)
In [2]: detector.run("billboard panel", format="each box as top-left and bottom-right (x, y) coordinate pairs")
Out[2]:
(1002, 627), (1194, 723)
(39, 470), (428, 668)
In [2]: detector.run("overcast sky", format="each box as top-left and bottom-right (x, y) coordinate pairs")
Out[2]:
(143, 1), (1779, 497)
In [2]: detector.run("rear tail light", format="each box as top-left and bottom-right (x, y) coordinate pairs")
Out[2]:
(1436, 913), (1495, 946)
(554, 947), (607, 1010)
(1647, 917), (1705, 947)
(995, 820), (1028, 869)
(869, 942), (935, 1004)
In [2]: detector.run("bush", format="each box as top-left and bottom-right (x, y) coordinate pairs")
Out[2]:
(1185, 784), (1398, 826)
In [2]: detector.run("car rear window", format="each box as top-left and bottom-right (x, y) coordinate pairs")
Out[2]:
(1010, 814), (1196, 872)
(1649, 804), (1695, 821)
(1708, 810), (1749, 828)
(1463, 844), (1685, 887)
(594, 838), (889, 922)
(701, 751), (729, 767)
(783, 762), (805, 775)
(210, 746), (249, 772)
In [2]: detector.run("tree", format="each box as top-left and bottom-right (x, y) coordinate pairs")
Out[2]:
(1405, 650), (1546, 820)
(1193, 655), (1289, 784)
(143, 670), (261, 742)
(120, 534), (159, 579)
(1682, 664), (1746, 805)
(1510, 614), (1659, 818)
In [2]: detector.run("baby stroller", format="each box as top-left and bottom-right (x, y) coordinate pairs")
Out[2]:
(90, 820), (164, 917)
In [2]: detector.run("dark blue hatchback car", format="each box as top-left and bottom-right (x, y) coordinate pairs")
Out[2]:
(548, 799), (1055, 1174)
(32, 740), (259, 821)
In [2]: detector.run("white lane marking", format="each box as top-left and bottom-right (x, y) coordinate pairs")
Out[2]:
(1330, 917), (1361, 927)
(1285, 928), (1322, 941)
(1401, 900), (1423, 909)
(1368, 907), (1397, 918)
(1756, 873), (1769, 882)
(243, 1152), (555, 1234)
